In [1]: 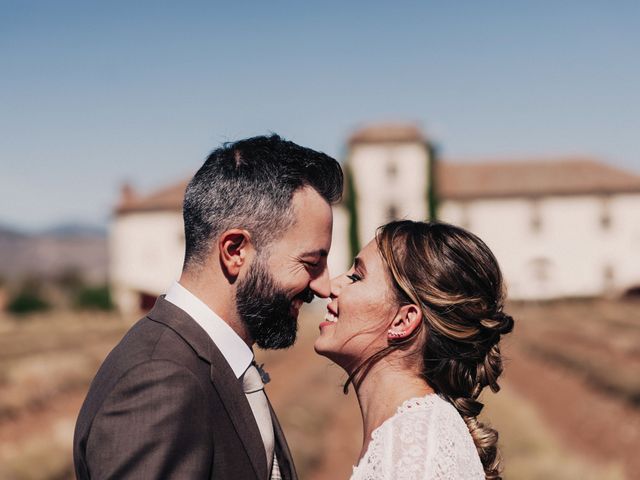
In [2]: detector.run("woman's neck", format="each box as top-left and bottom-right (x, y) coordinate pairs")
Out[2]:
(352, 360), (434, 461)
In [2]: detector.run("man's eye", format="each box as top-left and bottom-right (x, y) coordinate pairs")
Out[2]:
(347, 273), (362, 283)
(304, 261), (320, 268)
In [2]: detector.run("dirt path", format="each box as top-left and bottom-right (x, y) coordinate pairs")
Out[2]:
(0, 389), (84, 445)
(2, 305), (637, 479)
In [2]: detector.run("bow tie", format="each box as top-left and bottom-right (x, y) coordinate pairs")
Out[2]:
(253, 361), (271, 385)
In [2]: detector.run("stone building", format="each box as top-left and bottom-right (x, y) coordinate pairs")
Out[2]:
(110, 124), (640, 312)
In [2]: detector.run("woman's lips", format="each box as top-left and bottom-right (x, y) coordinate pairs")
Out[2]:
(319, 311), (338, 330)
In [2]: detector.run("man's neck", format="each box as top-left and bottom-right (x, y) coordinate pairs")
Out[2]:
(179, 271), (253, 347)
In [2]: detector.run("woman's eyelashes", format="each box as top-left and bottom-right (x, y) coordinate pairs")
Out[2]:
(347, 273), (363, 283)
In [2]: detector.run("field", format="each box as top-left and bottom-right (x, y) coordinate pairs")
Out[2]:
(0, 299), (637, 480)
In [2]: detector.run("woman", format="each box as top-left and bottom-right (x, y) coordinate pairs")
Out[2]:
(315, 220), (514, 480)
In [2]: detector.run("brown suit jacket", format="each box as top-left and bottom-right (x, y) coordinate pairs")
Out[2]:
(73, 296), (298, 480)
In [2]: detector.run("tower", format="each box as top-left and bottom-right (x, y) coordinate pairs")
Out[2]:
(345, 123), (434, 255)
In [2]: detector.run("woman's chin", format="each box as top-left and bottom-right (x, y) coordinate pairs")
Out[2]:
(313, 338), (332, 357)
(313, 338), (342, 363)
(314, 341), (354, 372)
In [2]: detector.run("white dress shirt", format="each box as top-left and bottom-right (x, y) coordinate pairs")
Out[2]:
(165, 281), (278, 478)
(164, 281), (253, 379)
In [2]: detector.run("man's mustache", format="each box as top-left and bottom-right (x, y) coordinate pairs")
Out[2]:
(293, 288), (315, 304)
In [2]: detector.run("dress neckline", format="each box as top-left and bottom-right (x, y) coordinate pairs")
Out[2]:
(396, 392), (439, 414)
(353, 393), (439, 471)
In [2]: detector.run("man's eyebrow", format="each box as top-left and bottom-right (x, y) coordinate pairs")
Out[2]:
(300, 249), (328, 258)
(354, 257), (367, 273)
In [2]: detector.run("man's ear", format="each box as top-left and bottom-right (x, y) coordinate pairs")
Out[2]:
(387, 304), (423, 340)
(218, 229), (254, 279)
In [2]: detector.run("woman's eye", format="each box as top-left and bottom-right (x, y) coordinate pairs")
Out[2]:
(347, 273), (362, 283)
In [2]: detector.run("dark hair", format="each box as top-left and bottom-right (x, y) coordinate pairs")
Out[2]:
(348, 220), (514, 480)
(183, 134), (343, 267)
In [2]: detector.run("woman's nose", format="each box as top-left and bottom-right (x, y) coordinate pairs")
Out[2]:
(329, 274), (343, 298)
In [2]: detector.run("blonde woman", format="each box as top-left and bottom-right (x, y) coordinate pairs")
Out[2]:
(315, 221), (514, 480)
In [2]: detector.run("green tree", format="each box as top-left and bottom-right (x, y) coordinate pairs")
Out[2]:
(344, 163), (360, 260)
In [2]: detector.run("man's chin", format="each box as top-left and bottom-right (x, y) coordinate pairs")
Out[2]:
(257, 334), (297, 350)
(253, 317), (298, 350)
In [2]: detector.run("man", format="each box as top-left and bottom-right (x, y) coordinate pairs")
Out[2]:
(73, 135), (343, 479)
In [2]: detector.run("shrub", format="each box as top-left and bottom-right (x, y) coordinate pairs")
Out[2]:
(8, 292), (51, 315)
(74, 285), (113, 311)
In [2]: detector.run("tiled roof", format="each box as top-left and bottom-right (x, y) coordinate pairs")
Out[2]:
(348, 123), (424, 145)
(116, 180), (189, 213)
(437, 157), (640, 200)
(115, 157), (640, 213)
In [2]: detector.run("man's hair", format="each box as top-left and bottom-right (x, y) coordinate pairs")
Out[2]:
(183, 134), (343, 268)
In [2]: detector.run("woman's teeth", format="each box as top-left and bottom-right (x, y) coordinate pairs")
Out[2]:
(324, 312), (338, 323)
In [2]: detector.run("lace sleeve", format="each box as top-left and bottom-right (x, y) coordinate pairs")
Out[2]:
(351, 395), (485, 480)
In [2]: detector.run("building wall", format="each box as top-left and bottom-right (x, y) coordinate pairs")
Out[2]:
(349, 142), (429, 246)
(328, 205), (351, 277)
(109, 143), (640, 311)
(439, 194), (640, 299)
(111, 205), (353, 313)
(604, 194), (640, 293)
(110, 211), (184, 313)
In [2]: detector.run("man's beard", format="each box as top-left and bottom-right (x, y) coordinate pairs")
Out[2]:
(236, 258), (313, 349)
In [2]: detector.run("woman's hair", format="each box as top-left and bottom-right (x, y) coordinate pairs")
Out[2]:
(349, 220), (514, 480)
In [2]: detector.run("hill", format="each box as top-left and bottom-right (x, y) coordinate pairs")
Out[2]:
(0, 223), (107, 285)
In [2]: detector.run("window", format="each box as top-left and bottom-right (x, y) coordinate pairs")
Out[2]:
(386, 161), (398, 179)
(386, 204), (399, 221)
(530, 200), (542, 233)
(603, 264), (615, 293)
(530, 257), (551, 282)
(459, 202), (471, 230)
(600, 197), (612, 230)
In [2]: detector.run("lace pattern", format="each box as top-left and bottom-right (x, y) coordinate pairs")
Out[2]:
(351, 394), (485, 480)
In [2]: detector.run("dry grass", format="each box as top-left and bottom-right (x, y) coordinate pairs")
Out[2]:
(0, 311), (130, 480)
(0, 419), (75, 480)
(0, 301), (637, 479)
(513, 299), (640, 406)
(483, 383), (625, 480)
(0, 311), (130, 421)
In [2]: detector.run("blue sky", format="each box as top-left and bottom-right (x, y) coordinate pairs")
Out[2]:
(1, 1), (639, 231)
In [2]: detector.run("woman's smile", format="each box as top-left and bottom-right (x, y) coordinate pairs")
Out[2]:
(314, 240), (394, 365)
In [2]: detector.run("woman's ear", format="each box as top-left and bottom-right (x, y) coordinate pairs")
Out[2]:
(388, 304), (423, 340)
(219, 229), (253, 278)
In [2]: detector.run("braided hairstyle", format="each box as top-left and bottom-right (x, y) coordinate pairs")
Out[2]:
(366, 220), (513, 479)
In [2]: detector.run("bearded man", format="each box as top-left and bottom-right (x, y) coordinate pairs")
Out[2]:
(73, 135), (343, 480)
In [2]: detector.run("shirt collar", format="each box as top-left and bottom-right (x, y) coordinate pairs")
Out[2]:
(164, 281), (253, 378)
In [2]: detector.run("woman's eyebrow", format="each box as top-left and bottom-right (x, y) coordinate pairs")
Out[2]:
(354, 257), (367, 273)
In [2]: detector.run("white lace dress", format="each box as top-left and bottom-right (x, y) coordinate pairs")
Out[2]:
(351, 394), (485, 480)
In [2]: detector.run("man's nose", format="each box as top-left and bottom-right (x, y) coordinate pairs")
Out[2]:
(309, 266), (331, 299)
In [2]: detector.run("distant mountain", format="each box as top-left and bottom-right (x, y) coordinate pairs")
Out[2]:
(0, 224), (27, 239)
(0, 222), (108, 284)
(39, 222), (107, 238)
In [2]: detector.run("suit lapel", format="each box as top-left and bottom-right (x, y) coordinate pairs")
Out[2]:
(147, 297), (268, 480)
(207, 347), (269, 480)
